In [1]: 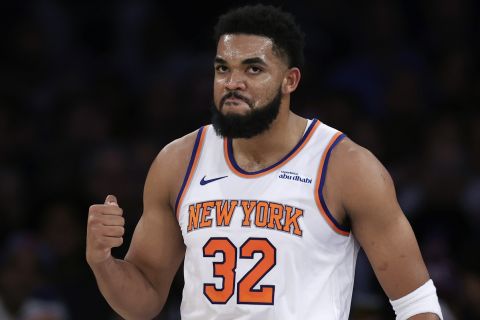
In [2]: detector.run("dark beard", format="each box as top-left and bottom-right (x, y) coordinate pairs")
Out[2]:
(211, 89), (282, 139)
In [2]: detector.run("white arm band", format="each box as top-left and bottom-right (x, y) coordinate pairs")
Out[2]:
(389, 279), (443, 320)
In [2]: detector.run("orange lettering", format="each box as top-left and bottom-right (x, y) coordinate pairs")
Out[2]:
(241, 200), (256, 226)
(283, 206), (303, 236)
(215, 200), (238, 226)
(187, 203), (201, 232)
(255, 201), (269, 228)
(267, 202), (284, 231)
(200, 201), (215, 228)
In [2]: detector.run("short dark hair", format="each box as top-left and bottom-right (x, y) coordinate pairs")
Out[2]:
(213, 4), (305, 69)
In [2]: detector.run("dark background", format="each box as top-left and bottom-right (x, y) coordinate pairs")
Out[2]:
(1, 0), (479, 319)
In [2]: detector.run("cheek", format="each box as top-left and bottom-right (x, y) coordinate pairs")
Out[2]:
(252, 76), (281, 106)
(256, 74), (274, 86)
(213, 79), (223, 104)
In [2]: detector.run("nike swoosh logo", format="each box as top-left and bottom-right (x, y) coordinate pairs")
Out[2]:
(200, 175), (228, 185)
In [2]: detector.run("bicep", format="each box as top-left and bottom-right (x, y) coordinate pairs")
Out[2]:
(125, 208), (185, 289)
(341, 146), (429, 300)
(125, 151), (185, 294)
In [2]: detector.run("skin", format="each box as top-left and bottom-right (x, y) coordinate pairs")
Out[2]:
(86, 34), (439, 319)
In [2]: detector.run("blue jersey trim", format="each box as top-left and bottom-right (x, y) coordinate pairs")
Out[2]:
(318, 133), (350, 232)
(227, 118), (319, 175)
(175, 126), (205, 214)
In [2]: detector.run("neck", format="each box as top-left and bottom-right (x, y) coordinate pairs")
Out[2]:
(231, 106), (307, 172)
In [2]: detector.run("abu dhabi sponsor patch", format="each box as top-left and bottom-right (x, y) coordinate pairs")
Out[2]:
(278, 170), (312, 184)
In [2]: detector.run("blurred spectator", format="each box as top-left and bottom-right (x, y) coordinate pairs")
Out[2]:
(0, 233), (69, 320)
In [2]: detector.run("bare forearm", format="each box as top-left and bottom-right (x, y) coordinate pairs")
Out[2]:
(89, 258), (166, 320)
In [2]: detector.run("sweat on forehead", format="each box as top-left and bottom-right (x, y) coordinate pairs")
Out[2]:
(216, 34), (286, 64)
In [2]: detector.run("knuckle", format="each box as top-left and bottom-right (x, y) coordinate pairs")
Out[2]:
(88, 208), (102, 219)
(87, 214), (96, 224)
(116, 226), (125, 236)
(89, 204), (100, 213)
(116, 216), (125, 226)
(87, 215), (102, 226)
(92, 226), (105, 241)
(112, 226), (123, 236)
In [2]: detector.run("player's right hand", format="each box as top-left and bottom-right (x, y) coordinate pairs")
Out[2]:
(86, 195), (125, 266)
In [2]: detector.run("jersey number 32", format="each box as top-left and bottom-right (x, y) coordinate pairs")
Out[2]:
(203, 237), (276, 305)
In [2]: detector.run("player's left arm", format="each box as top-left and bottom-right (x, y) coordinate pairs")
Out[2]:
(331, 139), (442, 320)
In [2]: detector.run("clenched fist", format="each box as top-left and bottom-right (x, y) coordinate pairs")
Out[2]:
(86, 195), (125, 266)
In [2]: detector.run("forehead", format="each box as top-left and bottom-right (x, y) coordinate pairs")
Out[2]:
(216, 34), (280, 64)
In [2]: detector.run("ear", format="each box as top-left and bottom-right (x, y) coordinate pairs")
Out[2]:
(282, 67), (301, 94)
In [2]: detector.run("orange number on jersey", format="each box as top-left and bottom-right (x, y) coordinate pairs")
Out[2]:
(203, 237), (276, 305)
(238, 238), (276, 304)
(203, 238), (237, 304)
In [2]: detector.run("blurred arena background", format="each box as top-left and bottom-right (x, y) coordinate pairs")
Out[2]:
(1, 0), (479, 319)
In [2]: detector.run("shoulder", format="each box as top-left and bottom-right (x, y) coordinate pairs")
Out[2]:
(155, 128), (202, 167)
(146, 127), (207, 207)
(331, 137), (391, 185)
(329, 137), (397, 214)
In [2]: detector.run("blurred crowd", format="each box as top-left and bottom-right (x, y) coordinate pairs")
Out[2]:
(1, 0), (479, 319)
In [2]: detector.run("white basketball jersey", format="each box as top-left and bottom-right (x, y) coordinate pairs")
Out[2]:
(175, 119), (359, 319)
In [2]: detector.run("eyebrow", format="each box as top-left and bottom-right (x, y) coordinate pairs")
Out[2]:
(214, 57), (267, 66)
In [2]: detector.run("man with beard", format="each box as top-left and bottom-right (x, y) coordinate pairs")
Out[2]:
(86, 4), (443, 320)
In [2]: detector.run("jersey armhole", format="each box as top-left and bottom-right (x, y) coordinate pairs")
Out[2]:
(314, 132), (350, 236)
(174, 126), (207, 220)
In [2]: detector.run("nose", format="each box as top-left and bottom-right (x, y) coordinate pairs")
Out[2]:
(224, 71), (246, 91)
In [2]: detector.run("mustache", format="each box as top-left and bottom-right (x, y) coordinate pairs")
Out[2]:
(220, 91), (251, 108)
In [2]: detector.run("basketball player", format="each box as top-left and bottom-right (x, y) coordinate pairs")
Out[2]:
(86, 5), (443, 319)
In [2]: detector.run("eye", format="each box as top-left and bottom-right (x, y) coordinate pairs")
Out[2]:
(215, 65), (228, 73)
(247, 66), (263, 74)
